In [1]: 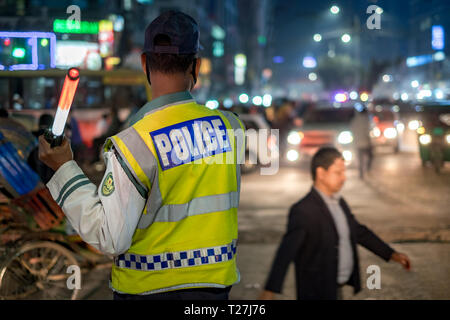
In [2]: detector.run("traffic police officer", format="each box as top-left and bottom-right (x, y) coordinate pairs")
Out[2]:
(39, 10), (245, 300)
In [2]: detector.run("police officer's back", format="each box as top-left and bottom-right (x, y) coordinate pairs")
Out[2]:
(39, 11), (244, 300)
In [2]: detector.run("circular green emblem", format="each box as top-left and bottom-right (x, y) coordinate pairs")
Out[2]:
(101, 172), (115, 196)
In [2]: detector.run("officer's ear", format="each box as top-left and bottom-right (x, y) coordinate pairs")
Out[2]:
(141, 53), (152, 85)
(141, 53), (147, 75)
(194, 57), (202, 79)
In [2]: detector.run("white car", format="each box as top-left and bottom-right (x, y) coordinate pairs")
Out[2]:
(237, 113), (278, 173)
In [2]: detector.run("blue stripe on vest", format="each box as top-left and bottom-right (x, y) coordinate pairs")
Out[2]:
(150, 116), (232, 170)
(114, 240), (237, 271)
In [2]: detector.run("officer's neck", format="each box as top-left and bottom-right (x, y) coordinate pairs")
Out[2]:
(150, 73), (191, 100)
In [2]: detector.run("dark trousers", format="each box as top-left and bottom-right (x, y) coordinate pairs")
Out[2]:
(358, 147), (373, 178)
(113, 286), (231, 300)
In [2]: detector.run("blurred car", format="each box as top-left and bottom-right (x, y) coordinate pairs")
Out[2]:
(414, 102), (450, 173)
(238, 113), (278, 174)
(369, 104), (402, 153)
(285, 102), (356, 165)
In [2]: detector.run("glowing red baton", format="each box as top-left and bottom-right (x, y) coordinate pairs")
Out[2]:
(45, 67), (80, 147)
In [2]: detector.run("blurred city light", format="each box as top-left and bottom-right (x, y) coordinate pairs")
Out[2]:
(313, 33), (322, 42)
(431, 25), (445, 51)
(12, 47), (25, 58)
(360, 92), (369, 102)
(342, 150), (353, 162)
(239, 93), (249, 104)
(382, 74), (393, 82)
(205, 100), (219, 110)
(40, 38), (49, 47)
(417, 126), (426, 135)
(419, 134), (432, 145)
(401, 93), (409, 101)
(411, 80), (419, 88)
(376, 7), (384, 14)
(287, 149), (299, 161)
(338, 131), (353, 144)
(308, 72), (317, 81)
(223, 98), (233, 109)
(302, 56), (317, 68)
(252, 96), (262, 106)
(341, 34), (351, 43)
(408, 120), (421, 130)
(288, 131), (302, 145)
(434, 89), (444, 100)
(349, 91), (358, 100)
(273, 56), (284, 64)
(262, 94), (272, 107)
(330, 5), (340, 14)
(334, 92), (347, 102)
(372, 127), (381, 137)
(384, 127), (397, 139)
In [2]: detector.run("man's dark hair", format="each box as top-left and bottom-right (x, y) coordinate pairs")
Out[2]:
(145, 34), (196, 75)
(311, 147), (343, 181)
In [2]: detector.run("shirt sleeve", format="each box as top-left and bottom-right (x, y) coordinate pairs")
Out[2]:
(46, 149), (147, 256)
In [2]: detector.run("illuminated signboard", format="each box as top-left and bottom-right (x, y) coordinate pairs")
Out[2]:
(0, 32), (56, 71)
(53, 19), (99, 34)
(432, 25), (444, 51)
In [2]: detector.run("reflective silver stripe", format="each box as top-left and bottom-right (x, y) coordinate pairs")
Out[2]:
(220, 110), (245, 198)
(116, 127), (158, 186)
(114, 239), (237, 272)
(108, 137), (148, 194)
(137, 191), (239, 229)
(143, 99), (195, 118)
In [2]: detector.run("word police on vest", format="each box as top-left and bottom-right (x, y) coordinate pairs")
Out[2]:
(151, 116), (236, 170)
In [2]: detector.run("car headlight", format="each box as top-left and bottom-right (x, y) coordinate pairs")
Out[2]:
(287, 131), (302, 145)
(419, 134), (432, 145)
(408, 120), (420, 130)
(446, 134), (450, 144)
(372, 127), (381, 138)
(383, 127), (397, 139)
(342, 150), (353, 162)
(286, 149), (299, 161)
(338, 131), (353, 144)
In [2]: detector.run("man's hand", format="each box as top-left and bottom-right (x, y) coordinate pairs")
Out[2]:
(390, 252), (411, 271)
(39, 135), (73, 172)
(259, 290), (275, 300)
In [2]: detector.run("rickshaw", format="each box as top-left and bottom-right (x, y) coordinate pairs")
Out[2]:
(415, 102), (450, 173)
(0, 122), (109, 300)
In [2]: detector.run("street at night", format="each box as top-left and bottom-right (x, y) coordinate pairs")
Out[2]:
(76, 147), (450, 300)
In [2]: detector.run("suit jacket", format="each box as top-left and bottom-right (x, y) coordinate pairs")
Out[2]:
(265, 187), (394, 300)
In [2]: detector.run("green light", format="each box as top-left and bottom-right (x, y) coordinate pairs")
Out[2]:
(213, 41), (224, 57)
(53, 19), (99, 34)
(40, 38), (49, 47)
(12, 47), (26, 58)
(258, 36), (267, 45)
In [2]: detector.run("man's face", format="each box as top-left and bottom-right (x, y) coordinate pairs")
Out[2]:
(318, 157), (346, 193)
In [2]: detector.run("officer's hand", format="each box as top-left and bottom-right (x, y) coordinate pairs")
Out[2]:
(390, 252), (411, 271)
(259, 290), (275, 300)
(38, 135), (73, 171)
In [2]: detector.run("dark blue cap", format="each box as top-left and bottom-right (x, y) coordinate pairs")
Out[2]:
(143, 10), (200, 55)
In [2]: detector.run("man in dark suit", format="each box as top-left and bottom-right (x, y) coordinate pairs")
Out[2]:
(260, 147), (411, 300)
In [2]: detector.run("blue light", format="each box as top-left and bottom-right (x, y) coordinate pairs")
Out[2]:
(432, 25), (444, 51)
(302, 56), (317, 68)
(273, 56), (284, 64)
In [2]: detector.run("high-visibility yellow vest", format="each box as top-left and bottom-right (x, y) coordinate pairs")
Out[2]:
(105, 95), (245, 294)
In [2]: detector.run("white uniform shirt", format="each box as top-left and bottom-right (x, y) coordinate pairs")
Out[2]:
(46, 149), (147, 256)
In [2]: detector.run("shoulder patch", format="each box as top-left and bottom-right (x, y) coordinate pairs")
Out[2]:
(101, 172), (115, 196)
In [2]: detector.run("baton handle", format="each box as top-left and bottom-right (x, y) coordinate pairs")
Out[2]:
(44, 128), (64, 148)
